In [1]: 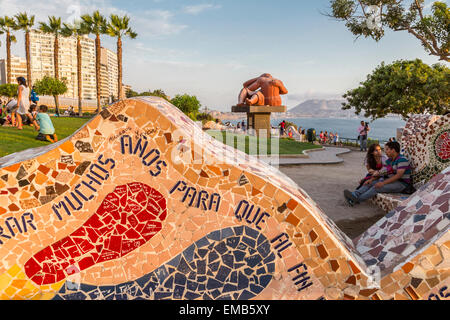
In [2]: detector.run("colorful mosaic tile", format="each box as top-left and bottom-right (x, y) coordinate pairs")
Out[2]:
(0, 97), (448, 300)
(372, 114), (450, 212)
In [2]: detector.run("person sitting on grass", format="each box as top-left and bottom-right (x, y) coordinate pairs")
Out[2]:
(0, 104), (7, 126)
(32, 105), (58, 143)
(29, 104), (38, 119)
(25, 104), (38, 128)
(344, 141), (411, 206)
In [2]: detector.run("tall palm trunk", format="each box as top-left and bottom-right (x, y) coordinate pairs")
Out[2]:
(53, 35), (60, 114)
(6, 32), (11, 84)
(77, 36), (82, 117)
(95, 34), (101, 113)
(25, 31), (31, 87)
(117, 36), (122, 100)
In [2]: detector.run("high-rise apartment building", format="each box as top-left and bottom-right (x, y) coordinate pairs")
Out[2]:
(0, 55), (28, 85)
(100, 46), (118, 103)
(29, 30), (97, 100)
(0, 30), (120, 106)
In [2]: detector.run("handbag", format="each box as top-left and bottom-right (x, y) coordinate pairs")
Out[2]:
(403, 184), (416, 195)
(402, 176), (416, 195)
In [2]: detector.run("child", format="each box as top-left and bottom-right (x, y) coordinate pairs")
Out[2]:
(33, 105), (58, 143)
(30, 86), (39, 105)
(25, 104), (38, 128)
(0, 104), (6, 126)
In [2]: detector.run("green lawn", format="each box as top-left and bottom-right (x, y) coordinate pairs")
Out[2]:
(0, 119), (321, 158)
(207, 130), (322, 155)
(0, 117), (91, 157)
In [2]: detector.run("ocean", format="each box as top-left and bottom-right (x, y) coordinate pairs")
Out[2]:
(227, 117), (407, 142)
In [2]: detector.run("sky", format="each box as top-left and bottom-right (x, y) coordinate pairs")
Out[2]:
(0, 0), (447, 111)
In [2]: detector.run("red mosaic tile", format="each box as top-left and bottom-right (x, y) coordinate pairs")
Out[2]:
(8, 204), (20, 212)
(37, 165), (50, 175)
(67, 166), (77, 173)
(7, 188), (18, 195)
(58, 163), (67, 170)
(24, 182), (167, 285)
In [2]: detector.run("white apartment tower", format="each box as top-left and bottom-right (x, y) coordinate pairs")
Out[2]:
(1, 30), (119, 105)
(29, 29), (97, 100)
(0, 55), (28, 84)
(100, 46), (118, 103)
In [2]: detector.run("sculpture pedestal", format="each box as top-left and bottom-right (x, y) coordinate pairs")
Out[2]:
(231, 105), (287, 138)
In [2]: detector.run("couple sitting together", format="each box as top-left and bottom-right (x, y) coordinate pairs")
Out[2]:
(344, 141), (414, 206)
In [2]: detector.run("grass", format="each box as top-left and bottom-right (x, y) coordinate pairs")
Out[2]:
(0, 117), (91, 158)
(0, 118), (322, 158)
(207, 130), (322, 155)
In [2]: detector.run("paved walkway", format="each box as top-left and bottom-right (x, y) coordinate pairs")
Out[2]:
(257, 147), (352, 166)
(278, 150), (386, 239)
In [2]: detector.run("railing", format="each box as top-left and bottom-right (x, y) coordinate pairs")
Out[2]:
(215, 126), (389, 146)
(325, 136), (388, 147)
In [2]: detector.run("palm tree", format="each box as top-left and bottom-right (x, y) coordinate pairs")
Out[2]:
(15, 12), (35, 87)
(0, 16), (18, 84)
(62, 21), (89, 117)
(105, 14), (137, 101)
(81, 11), (106, 113)
(39, 16), (63, 114)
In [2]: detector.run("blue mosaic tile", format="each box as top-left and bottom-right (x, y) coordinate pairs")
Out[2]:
(52, 226), (275, 300)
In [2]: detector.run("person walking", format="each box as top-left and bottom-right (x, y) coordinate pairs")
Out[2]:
(30, 86), (39, 105)
(279, 120), (286, 137)
(15, 77), (31, 130)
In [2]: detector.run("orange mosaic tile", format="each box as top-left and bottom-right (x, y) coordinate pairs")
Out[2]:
(0, 97), (447, 301)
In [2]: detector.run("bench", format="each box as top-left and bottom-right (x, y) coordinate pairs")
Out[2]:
(371, 114), (450, 212)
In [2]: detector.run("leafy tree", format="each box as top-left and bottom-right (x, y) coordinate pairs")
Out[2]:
(126, 89), (170, 101)
(151, 89), (168, 100)
(327, 0), (449, 62)
(81, 11), (107, 113)
(105, 14), (137, 101)
(34, 76), (68, 115)
(0, 83), (18, 98)
(140, 89), (169, 100)
(126, 89), (139, 98)
(196, 112), (218, 124)
(171, 94), (201, 120)
(15, 12), (35, 87)
(342, 59), (449, 120)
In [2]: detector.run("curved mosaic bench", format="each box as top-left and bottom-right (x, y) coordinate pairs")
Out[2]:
(372, 114), (450, 213)
(0, 97), (447, 300)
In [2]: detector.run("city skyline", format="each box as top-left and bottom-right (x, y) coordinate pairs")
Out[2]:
(0, 30), (120, 104)
(0, 0), (447, 111)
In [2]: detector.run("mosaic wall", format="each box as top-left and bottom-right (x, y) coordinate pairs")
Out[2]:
(401, 114), (450, 187)
(372, 114), (450, 213)
(0, 97), (448, 300)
